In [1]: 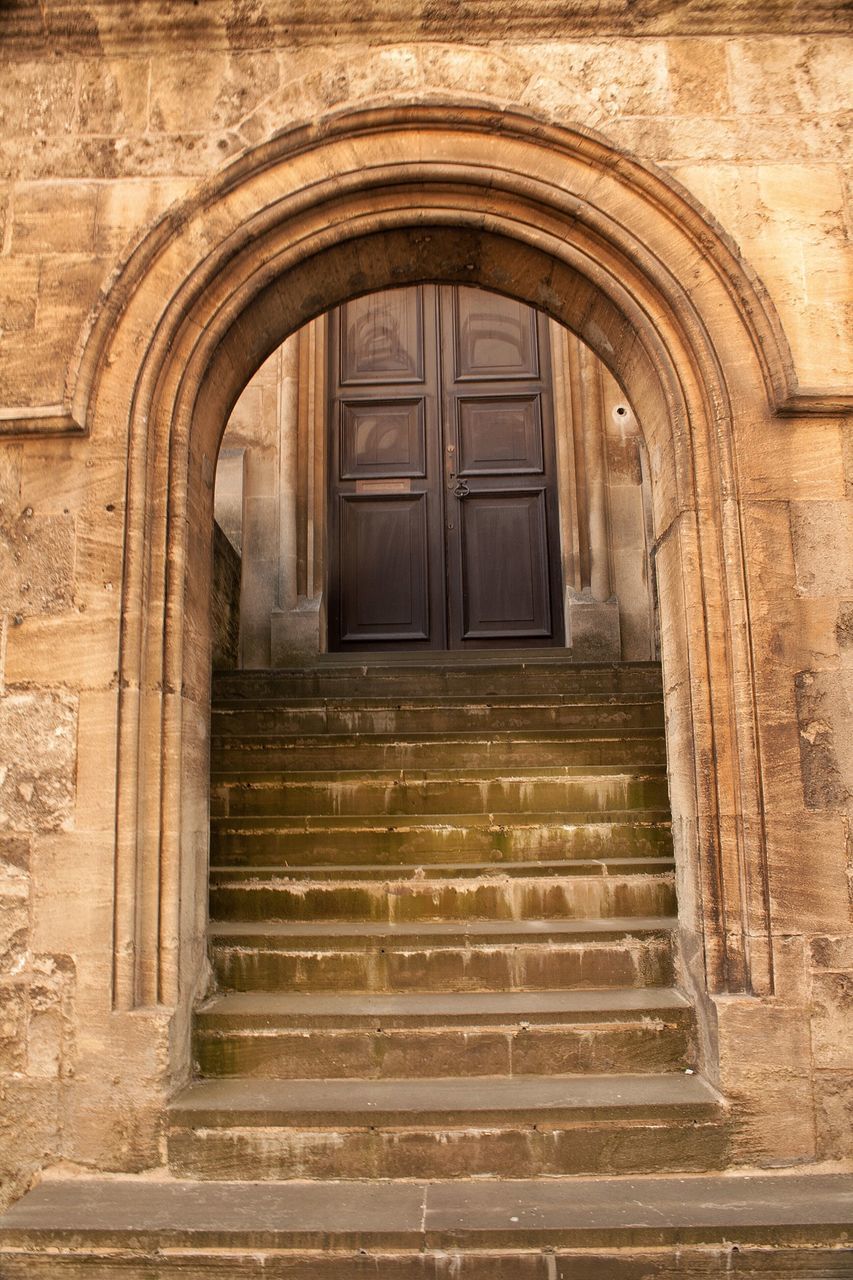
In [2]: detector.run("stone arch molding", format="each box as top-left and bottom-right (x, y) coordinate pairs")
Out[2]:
(76, 103), (800, 1013)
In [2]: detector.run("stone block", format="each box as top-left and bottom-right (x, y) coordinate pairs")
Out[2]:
(0, 836), (29, 877)
(20, 445), (126, 517)
(73, 690), (118, 834)
(533, 40), (671, 118)
(811, 971), (853, 1069)
(0, 690), (77, 834)
(765, 811), (850, 935)
(814, 1071), (853, 1160)
(667, 38), (730, 115)
(0, 507), (75, 617)
(30, 833), (114, 958)
(148, 51), (281, 133)
(0, 981), (27, 1075)
(728, 36), (853, 116)
(0, 1077), (61, 1213)
(0, 891), (28, 970)
(566, 593), (621, 660)
(795, 669), (852, 812)
(810, 935), (853, 970)
(4, 610), (120, 688)
(77, 57), (151, 134)
(0, 61), (76, 136)
(11, 183), (98, 254)
(94, 177), (193, 256)
(0, 258), (39, 333)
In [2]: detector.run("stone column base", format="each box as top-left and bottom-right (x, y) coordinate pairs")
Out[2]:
(566, 592), (621, 661)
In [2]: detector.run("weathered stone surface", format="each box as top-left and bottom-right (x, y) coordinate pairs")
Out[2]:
(795, 670), (853, 812)
(0, 508), (74, 617)
(0, 692), (77, 833)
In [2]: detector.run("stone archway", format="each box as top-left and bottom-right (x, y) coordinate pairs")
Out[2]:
(75, 104), (801, 1093)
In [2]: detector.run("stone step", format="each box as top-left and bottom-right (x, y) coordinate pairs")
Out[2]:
(211, 768), (670, 819)
(194, 987), (695, 1079)
(212, 659), (664, 702)
(209, 916), (676, 992)
(3, 1172), (851, 1278)
(166, 1073), (726, 1180)
(212, 695), (665, 737)
(210, 814), (673, 866)
(211, 729), (667, 773)
(208, 864), (676, 923)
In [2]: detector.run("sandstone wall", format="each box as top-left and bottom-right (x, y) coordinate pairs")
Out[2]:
(0, 4), (850, 1204)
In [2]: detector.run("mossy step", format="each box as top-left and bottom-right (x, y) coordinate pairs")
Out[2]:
(212, 660), (663, 702)
(194, 987), (695, 1079)
(4, 1172), (851, 1278)
(167, 1073), (726, 1180)
(208, 868), (676, 923)
(211, 698), (665, 737)
(4, 1172), (852, 1273)
(210, 816), (673, 866)
(209, 916), (676, 993)
(209, 856), (676, 881)
(211, 731), (667, 773)
(211, 771), (670, 819)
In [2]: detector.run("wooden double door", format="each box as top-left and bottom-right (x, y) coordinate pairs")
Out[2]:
(327, 286), (564, 651)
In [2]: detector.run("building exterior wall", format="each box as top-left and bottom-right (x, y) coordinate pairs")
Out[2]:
(0, 3), (849, 1209)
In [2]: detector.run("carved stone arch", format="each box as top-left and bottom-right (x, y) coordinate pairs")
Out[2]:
(85, 105), (805, 1033)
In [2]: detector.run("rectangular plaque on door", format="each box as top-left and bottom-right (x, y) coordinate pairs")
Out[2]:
(355, 479), (413, 494)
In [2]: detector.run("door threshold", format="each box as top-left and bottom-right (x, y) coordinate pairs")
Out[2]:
(315, 648), (614, 668)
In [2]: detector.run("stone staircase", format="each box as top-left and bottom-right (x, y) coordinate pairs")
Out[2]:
(174, 657), (725, 1183)
(2, 657), (851, 1277)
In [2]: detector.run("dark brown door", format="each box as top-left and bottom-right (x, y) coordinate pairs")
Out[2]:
(327, 286), (563, 651)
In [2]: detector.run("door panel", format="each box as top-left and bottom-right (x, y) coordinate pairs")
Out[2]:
(458, 491), (552, 639)
(328, 285), (563, 651)
(339, 495), (430, 642)
(340, 290), (425, 384)
(452, 289), (539, 380)
(457, 396), (543, 474)
(340, 398), (426, 478)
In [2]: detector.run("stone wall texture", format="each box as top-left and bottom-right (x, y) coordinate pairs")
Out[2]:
(0, 0), (850, 1208)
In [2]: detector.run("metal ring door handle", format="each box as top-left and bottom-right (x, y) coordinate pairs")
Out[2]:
(453, 479), (470, 498)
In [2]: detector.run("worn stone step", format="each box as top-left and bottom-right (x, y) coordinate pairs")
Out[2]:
(210, 815), (673, 867)
(211, 768), (670, 819)
(212, 695), (665, 737)
(209, 917), (676, 992)
(212, 659), (663, 702)
(194, 987), (695, 1079)
(211, 730), (667, 773)
(166, 1073), (726, 1180)
(6, 1171), (851, 1280)
(208, 865), (676, 923)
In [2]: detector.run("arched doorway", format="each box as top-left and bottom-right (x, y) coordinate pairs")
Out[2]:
(71, 106), (793, 1106)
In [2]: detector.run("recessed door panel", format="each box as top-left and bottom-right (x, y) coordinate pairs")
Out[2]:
(457, 396), (543, 475)
(340, 399), (426, 478)
(453, 287), (539, 381)
(339, 495), (430, 641)
(340, 288), (425, 385)
(458, 491), (552, 638)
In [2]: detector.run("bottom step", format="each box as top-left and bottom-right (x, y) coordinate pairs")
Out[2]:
(1, 1172), (850, 1277)
(166, 1072), (727, 1179)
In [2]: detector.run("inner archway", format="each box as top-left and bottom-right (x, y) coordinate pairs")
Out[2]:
(214, 284), (657, 666)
